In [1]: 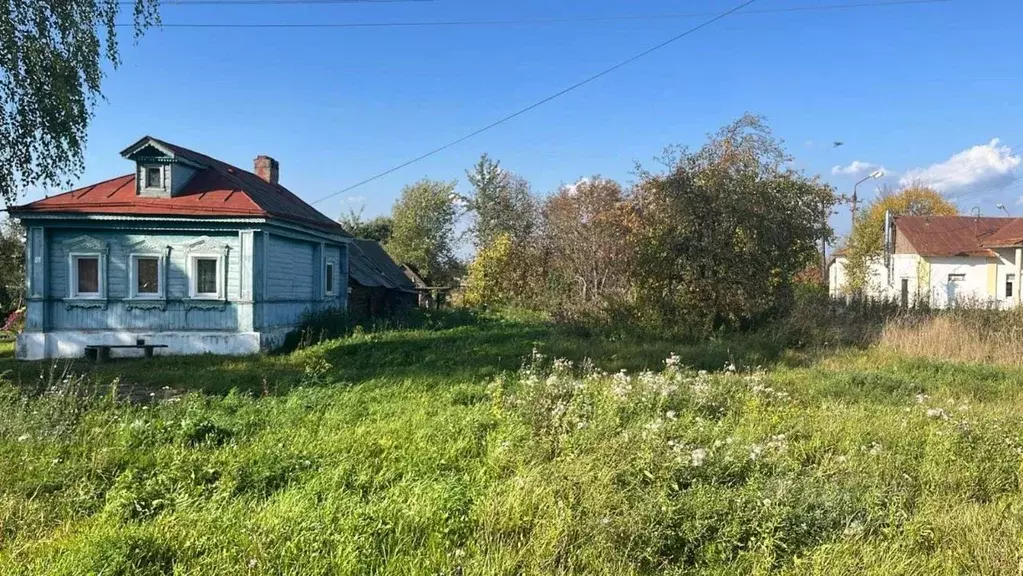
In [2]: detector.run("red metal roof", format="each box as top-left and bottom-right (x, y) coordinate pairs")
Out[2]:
(895, 215), (1009, 257)
(10, 137), (350, 236)
(979, 218), (1023, 247)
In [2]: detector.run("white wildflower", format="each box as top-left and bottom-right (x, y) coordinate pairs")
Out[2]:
(611, 370), (632, 399)
(766, 434), (788, 452)
(645, 419), (664, 432)
(843, 521), (865, 537)
(926, 408), (948, 420)
(691, 448), (708, 467)
(666, 410), (677, 421)
(553, 358), (574, 373)
(16, 434), (30, 442)
(749, 445), (764, 461)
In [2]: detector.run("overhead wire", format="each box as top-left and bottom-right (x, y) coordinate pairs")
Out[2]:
(120, 0), (950, 27)
(307, 0), (960, 204)
(117, 0), (954, 203)
(305, 0), (762, 205)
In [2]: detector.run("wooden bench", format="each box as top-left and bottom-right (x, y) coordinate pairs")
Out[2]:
(84, 340), (169, 363)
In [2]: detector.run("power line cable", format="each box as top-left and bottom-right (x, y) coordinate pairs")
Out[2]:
(121, 0), (949, 25)
(310, 0), (949, 204)
(308, 0), (763, 205)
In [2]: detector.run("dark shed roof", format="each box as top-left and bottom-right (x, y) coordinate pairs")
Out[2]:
(349, 239), (416, 291)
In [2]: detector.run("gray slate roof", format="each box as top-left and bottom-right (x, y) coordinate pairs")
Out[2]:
(349, 239), (417, 291)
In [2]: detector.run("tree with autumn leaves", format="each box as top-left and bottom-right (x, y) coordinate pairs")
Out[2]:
(460, 115), (834, 333)
(632, 115), (834, 333)
(843, 185), (958, 294)
(542, 178), (640, 316)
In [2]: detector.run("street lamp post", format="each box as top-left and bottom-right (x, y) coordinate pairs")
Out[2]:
(850, 169), (885, 228)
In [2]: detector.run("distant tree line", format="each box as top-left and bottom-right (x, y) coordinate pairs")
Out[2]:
(341, 115), (836, 336)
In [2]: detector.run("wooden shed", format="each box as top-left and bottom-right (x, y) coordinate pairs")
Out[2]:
(347, 239), (418, 319)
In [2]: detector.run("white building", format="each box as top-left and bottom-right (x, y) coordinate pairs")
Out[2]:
(829, 215), (1023, 309)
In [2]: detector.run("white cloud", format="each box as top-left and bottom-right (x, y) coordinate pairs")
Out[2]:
(831, 160), (886, 177)
(343, 195), (366, 205)
(562, 177), (592, 197)
(899, 139), (1021, 196)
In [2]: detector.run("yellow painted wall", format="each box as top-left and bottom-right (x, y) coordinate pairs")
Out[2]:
(917, 259), (931, 302)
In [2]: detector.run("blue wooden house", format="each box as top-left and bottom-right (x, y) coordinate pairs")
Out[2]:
(9, 137), (351, 360)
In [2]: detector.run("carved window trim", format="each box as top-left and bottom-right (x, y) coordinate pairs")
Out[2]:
(143, 164), (165, 192)
(188, 253), (225, 300)
(69, 253), (104, 299)
(181, 236), (231, 303)
(128, 253), (166, 300)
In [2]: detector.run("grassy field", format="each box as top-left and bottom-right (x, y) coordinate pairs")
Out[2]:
(0, 314), (1021, 574)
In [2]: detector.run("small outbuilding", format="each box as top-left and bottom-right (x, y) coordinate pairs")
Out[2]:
(347, 239), (418, 318)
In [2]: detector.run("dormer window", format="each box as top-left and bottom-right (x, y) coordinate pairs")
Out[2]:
(122, 138), (205, 197)
(145, 166), (163, 189)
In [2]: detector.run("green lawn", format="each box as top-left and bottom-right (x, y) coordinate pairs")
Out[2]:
(0, 316), (1021, 574)
(0, 315), (787, 396)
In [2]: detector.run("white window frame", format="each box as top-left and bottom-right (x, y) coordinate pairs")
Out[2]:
(324, 258), (336, 297)
(128, 253), (165, 299)
(68, 253), (105, 300)
(143, 165), (165, 190)
(188, 253), (225, 300)
(1006, 274), (1016, 299)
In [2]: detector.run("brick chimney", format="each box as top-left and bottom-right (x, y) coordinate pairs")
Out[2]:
(254, 155), (279, 185)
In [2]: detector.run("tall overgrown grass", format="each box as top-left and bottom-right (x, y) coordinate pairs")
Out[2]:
(2, 342), (1023, 574)
(881, 308), (1023, 366)
(3, 305), (1023, 573)
(754, 286), (1023, 367)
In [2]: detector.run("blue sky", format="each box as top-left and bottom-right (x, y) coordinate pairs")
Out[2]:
(19, 0), (1023, 244)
